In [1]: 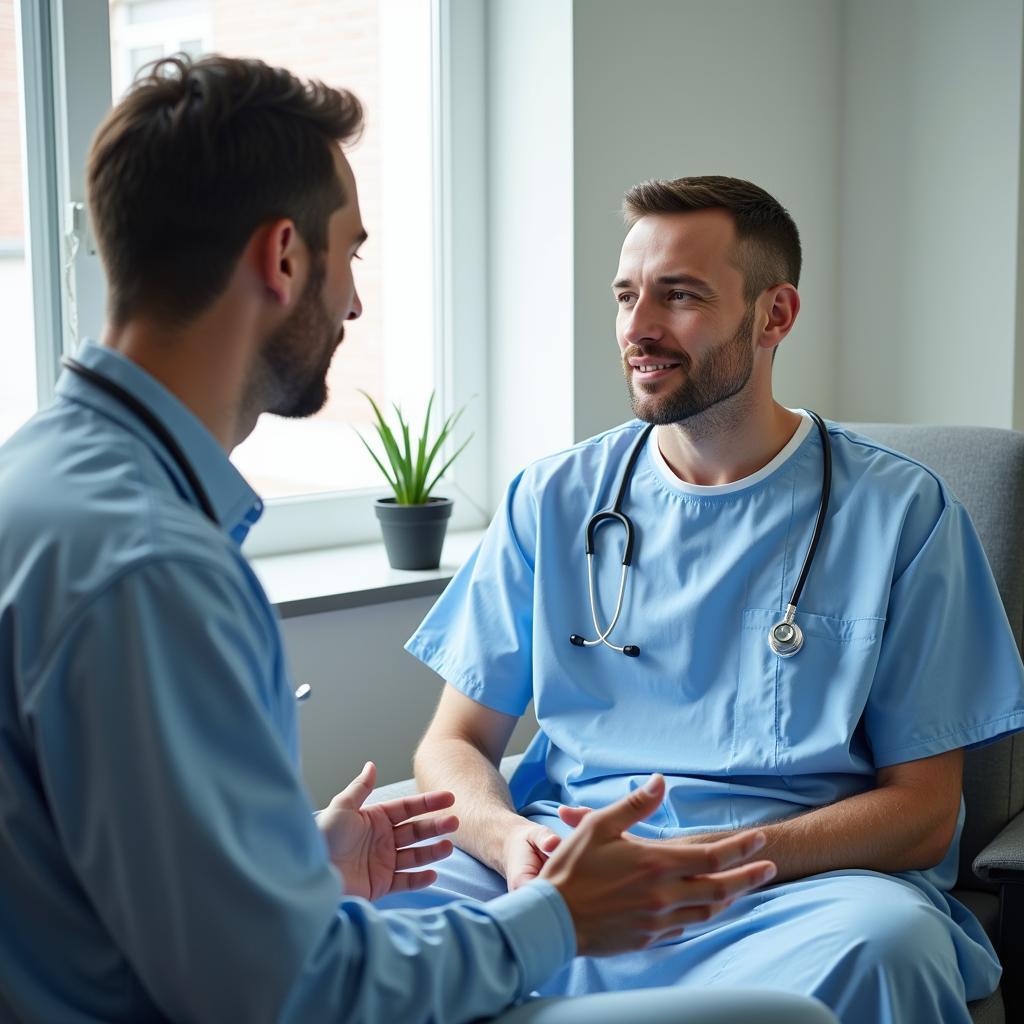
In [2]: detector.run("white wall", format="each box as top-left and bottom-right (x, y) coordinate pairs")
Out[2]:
(486, 0), (576, 492)
(837, 0), (1024, 427)
(486, 0), (843, 491)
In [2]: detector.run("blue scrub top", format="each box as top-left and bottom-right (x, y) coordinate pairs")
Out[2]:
(0, 342), (574, 1023)
(407, 416), (1024, 892)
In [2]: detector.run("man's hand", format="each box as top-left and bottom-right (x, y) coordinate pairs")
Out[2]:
(503, 823), (562, 891)
(540, 775), (776, 956)
(318, 761), (459, 901)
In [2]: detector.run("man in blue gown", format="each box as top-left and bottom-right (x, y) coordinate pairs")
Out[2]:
(397, 176), (1024, 1022)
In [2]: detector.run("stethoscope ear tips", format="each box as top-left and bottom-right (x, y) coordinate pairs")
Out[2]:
(622, 645), (640, 658)
(569, 634), (586, 647)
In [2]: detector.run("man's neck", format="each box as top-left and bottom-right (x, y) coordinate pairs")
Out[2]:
(101, 303), (258, 453)
(655, 395), (802, 487)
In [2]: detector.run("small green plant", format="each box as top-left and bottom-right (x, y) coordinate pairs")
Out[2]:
(356, 390), (472, 505)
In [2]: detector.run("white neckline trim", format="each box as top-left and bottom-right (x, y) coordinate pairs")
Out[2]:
(648, 409), (813, 495)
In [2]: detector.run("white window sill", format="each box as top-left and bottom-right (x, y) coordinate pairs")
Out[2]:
(251, 529), (484, 619)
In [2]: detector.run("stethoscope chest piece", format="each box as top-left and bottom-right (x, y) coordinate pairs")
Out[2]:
(768, 617), (804, 658)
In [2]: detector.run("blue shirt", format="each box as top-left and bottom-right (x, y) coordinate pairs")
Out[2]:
(407, 415), (1024, 893)
(0, 342), (574, 1023)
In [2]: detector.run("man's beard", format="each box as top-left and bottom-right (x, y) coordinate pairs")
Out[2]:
(624, 304), (756, 426)
(257, 258), (343, 419)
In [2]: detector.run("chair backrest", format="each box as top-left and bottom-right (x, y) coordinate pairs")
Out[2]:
(846, 423), (1024, 890)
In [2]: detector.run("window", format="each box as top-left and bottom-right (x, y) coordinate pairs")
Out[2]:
(107, 0), (437, 503)
(9, 0), (487, 555)
(0, 1), (38, 446)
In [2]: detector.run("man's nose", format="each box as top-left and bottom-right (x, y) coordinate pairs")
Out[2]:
(347, 290), (363, 321)
(620, 295), (662, 346)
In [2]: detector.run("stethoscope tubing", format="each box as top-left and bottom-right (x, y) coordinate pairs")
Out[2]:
(570, 412), (832, 660)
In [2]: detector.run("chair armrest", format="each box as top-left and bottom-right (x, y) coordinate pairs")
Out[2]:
(973, 808), (1024, 883)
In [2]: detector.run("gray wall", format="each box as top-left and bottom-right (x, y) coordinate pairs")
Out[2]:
(837, 0), (1024, 427)
(286, 597), (535, 807)
(570, 0), (843, 441)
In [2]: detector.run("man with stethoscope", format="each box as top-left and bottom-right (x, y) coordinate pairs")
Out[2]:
(397, 176), (1024, 1023)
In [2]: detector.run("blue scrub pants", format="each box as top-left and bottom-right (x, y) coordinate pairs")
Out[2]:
(380, 845), (1001, 1024)
(492, 987), (837, 1023)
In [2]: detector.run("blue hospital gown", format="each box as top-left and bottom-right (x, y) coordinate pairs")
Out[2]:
(397, 415), (1024, 1023)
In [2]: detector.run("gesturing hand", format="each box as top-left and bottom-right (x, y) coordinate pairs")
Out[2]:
(317, 761), (459, 901)
(540, 775), (776, 957)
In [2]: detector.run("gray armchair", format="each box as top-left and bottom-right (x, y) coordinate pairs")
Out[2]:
(374, 423), (1024, 1023)
(846, 424), (1024, 1024)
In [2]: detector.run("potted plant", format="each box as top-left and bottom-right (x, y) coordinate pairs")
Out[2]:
(357, 390), (472, 570)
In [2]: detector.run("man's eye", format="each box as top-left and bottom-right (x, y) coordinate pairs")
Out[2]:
(616, 293), (635, 305)
(668, 290), (693, 301)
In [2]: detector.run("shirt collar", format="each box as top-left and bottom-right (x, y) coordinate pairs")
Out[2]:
(56, 340), (264, 543)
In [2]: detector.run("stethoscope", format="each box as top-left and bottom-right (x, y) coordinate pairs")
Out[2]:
(62, 356), (314, 702)
(569, 411), (832, 660)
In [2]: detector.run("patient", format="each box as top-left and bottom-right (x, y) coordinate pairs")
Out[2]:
(390, 175), (1024, 1023)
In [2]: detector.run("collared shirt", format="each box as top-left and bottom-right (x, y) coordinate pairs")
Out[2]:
(0, 341), (574, 1023)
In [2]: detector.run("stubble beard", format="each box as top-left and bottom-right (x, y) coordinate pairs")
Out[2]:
(624, 303), (757, 430)
(255, 257), (343, 420)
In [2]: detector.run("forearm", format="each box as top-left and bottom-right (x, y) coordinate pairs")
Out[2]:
(675, 783), (958, 883)
(414, 733), (527, 873)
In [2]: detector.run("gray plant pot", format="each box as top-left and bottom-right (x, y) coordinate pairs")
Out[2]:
(374, 497), (454, 570)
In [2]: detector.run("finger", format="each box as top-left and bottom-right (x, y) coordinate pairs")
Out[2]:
(659, 860), (777, 907)
(329, 761), (376, 811)
(667, 829), (768, 874)
(587, 774), (665, 840)
(539, 832), (562, 855)
(388, 869), (438, 894)
(396, 839), (454, 871)
(377, 789), (456, 827)
(392, 814), (460, 848)
(558, 805), (592, 828)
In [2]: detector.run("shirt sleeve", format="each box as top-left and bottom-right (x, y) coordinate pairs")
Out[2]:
(865, 496), (1024, 767)
(25, 557), (573, 1023)
(405, 471), (537, 716)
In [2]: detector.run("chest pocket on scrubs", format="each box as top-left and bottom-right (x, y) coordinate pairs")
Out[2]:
(732, 607), (884, 774)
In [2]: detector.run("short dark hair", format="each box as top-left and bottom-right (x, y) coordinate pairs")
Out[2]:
(622, 175), (801, 300)
(87, 54), (363, 326)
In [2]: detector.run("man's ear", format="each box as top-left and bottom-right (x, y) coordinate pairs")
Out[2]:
(259, 218), (303, 306)
(757, 284), (800, 352)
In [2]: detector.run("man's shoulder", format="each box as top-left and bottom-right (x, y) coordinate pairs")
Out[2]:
(517, 420), (647, 488)
(0, 403), (248, 630)
(826, 421), (952, 510)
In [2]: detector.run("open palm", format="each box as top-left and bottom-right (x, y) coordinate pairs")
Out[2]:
(317, 761), (459, 901)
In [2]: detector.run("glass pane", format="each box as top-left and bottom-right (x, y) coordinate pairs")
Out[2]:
(0, 0), (38, 446)
(108, 0), (435, 500)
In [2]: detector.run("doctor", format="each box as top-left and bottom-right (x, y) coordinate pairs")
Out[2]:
(0, 58), (841, 1024)
(401, 176), (1024, 1022)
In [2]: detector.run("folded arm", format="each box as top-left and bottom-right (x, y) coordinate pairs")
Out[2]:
(564, 748), (964, 883)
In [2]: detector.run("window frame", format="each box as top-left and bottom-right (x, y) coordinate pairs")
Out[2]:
(19, 0), (490, 558)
